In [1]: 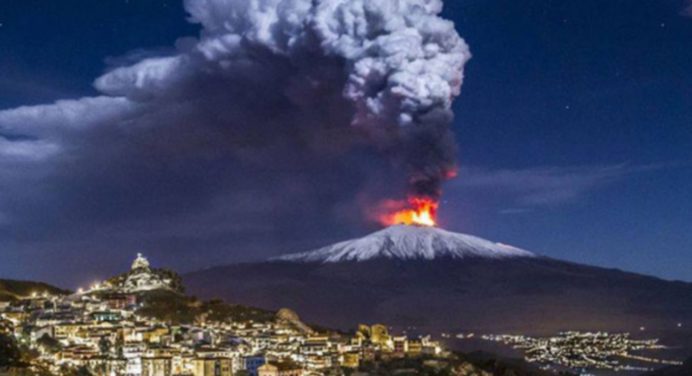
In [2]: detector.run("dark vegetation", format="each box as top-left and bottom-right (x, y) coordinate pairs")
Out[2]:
(0, 332), (24, 367)
(36, 333), (62, 354)
(135, 290), (275, 325)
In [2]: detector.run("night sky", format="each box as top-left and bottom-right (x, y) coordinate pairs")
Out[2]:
(1, 0), (691, 287)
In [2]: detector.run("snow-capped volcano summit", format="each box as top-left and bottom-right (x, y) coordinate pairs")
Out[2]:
(275, 224), (536, 263)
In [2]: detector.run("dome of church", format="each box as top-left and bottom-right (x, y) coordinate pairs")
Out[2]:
(131, 253), (150, 270)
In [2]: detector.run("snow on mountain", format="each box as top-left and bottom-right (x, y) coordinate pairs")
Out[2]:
(275, 224), (536, 263)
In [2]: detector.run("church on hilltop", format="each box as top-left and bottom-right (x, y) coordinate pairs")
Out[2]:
(117, 253), (176, 293)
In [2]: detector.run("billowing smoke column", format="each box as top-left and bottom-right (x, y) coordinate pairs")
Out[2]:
(97, 0), (470, 223)
(0, 0), (471, 248)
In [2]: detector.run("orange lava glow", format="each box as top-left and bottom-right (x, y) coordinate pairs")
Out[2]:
(380, 197), (438, 227)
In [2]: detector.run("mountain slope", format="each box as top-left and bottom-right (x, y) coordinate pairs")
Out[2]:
(184, 225), (692, 342)
(0, 279), (68, 301)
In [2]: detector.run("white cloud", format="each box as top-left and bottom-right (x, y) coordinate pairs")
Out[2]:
(0, 138), (60, 161)
(94, 56), (186, 98)
(0, 96), (135, 136)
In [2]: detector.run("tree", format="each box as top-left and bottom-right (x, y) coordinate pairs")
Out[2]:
(98, 336), (112, 356)
(37, 333), (62, 354)
(0, 318), (12, 334)
(114, 335), (125, 358)
(61, 365), (93, 376)
(0, 333), (23, 366)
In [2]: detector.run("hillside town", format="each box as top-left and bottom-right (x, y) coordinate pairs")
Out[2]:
(0, 254), (447, 376)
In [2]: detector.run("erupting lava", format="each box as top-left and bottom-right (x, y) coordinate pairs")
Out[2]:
(380, 197), (439, 227)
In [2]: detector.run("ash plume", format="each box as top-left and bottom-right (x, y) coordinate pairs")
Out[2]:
(0, 0), (470, 275)
(95, 0), (470, 199)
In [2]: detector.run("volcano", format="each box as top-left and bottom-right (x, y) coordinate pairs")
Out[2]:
(184, 225), (692, 343)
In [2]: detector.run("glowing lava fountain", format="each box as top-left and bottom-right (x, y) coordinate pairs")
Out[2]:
(380, 197), (439, 227)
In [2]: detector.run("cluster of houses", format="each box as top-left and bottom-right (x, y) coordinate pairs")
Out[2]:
(0, 254), (444, 376)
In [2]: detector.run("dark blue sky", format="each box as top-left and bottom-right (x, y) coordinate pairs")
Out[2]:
(1, 0), (691, 286)
(443, 0), (692, 281)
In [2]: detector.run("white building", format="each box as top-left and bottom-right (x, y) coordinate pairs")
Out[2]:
(123, 253), (173, 292)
